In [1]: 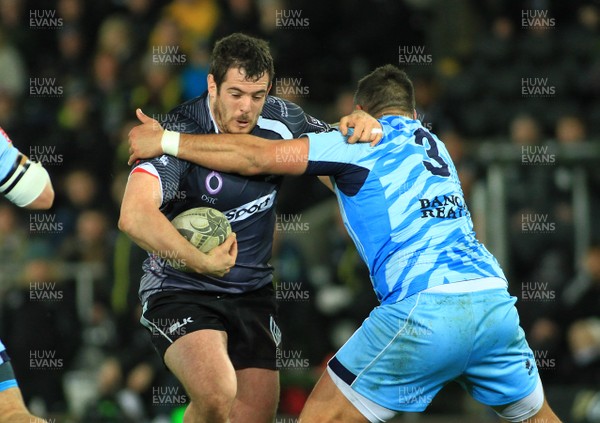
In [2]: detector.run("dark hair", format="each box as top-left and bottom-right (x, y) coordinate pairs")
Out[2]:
(354, 65), (415, 116)
(209, 33), (275, 88)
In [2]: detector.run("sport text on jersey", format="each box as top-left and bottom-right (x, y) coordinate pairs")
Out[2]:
(223, 191), (276, 222)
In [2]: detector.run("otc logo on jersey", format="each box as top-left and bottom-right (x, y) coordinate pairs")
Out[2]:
(205, 171), (223, 195)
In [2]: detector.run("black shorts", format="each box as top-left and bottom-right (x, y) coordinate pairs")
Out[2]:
(140, 284), (280, 370)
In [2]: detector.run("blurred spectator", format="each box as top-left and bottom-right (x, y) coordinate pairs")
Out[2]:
(53, 168), (102, 241)
(97, 14), (139, 87)
(130, 54), (182, 117)
(0, 252), (81, 415)
(55, 25), (89, 84)
(180, 39), (210, 101)
(0, 0), (35, 62)
(555, 114), (587, 145)
(530, 245), (600, 385)
(162, 0), (220, 55)
(212, 0), (267, 41)
(54, 82), (114, 182)
(0, 203), (28, 273)
(60, 209), (111, 265)
(123, 0), (161, 54)
(0, 27), (27, 98)
(90, 50), (129, 141)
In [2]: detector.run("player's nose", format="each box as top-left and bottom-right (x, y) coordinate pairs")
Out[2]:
(239, 95), (251, 113)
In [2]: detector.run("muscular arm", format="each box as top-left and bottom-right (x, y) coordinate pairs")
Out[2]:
(128, 108), (380, 170)
(128, 110), (309, 175)
(118, 172), (236, 277)
(177, 133), (309, 176)
(26, 179), (54, 210)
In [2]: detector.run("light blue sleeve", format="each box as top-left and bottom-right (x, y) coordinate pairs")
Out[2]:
(0, 128), (19, 182)
(305, 129), (370, 175)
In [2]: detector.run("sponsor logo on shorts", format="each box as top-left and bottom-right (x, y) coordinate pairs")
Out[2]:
(168, 317), (194, 335)
(270, 315), (282, 347)
(224, 191), (277, 223)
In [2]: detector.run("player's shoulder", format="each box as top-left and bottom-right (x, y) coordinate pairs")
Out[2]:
(164, 92), (210, 130)
(262, 95), (296, 120)
(133, 155), (189, 173)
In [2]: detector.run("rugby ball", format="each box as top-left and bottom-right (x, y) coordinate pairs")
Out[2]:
(170, 207), (232, 269)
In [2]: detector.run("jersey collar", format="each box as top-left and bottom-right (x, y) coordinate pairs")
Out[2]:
(206, 95), (220, 134)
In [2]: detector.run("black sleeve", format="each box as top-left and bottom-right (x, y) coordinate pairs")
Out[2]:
(262, 96), (330, 138)
(159, 107), (209, 135)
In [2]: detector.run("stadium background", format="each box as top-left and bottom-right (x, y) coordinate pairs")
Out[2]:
(0, 0), (599, 421)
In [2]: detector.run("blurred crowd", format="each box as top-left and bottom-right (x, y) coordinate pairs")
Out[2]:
(0, 0), (598, 421)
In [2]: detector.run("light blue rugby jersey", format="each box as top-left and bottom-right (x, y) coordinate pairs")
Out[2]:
(0, 128), (18, 182)
(306, 115), (506, 304)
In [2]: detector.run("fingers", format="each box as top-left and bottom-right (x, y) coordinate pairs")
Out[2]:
(222, 232), (237, 249)
(228, 234), (238, 259)
(219, 233), (237, 276)
(370, 128), (384, 146)
(347, 121), (365, 143)
(136, 108), (151, 123)
(338, 117), (349, 136)
(127, 153), (140, 166)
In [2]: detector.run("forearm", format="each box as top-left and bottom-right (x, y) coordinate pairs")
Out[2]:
(177, 133), (270, 175)
(119, 207), (209, 273)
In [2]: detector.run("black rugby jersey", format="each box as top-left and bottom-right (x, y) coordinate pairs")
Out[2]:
(133, 93), (329, 303)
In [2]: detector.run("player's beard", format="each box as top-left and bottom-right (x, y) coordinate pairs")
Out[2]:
(213, 96), (260, 134)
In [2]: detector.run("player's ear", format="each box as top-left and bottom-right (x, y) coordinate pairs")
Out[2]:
(355, 104), (363, 111)
(208, 74), (217, 98)
(413, 109), (417, 119)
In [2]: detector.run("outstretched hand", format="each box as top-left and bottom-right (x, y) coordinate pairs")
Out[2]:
(339, 109), (383, 146)
(127, 108), (165, 165)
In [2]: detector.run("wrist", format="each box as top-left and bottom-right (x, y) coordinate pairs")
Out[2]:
(161, 129), (180, 157)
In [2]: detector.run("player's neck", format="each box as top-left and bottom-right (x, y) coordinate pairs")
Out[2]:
(375, 108), (413, 119)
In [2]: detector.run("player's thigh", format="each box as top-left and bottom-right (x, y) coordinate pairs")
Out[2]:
(230, 368), (279, 423)
(330, 293), (470, 415)
(492, 385), (561, 423)
(164, 329), (236, 405)
(461, 289), (540, 408)
(299, 370), (369, 423)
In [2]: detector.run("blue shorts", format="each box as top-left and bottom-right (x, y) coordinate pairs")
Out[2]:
(328, 284), (539, 413)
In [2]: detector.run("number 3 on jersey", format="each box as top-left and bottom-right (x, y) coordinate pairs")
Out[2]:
(414, 128), (450, 177)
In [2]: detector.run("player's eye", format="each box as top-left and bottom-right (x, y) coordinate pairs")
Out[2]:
(253, 94), (265, 101)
